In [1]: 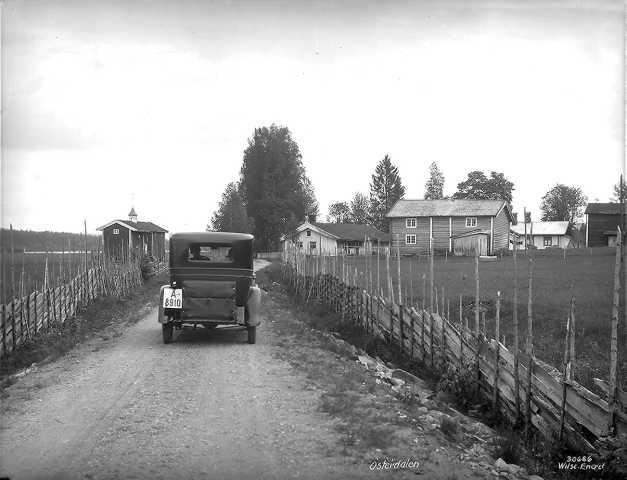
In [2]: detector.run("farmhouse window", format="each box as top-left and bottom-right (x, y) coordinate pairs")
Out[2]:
(113, 228), (120, 235)
(406, 234), (417, 245)
(406, 218), (417, 228)
(306, 229), (311, 237)
(309, 241), (317, 250)
(465, 217), (477, 228)
(543, 236), (552, 246)
(298, 242), (303, 248)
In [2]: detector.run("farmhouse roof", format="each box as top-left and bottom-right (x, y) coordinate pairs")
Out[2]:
(97, 220), (168, 233)
(312, 223), (390, 242)
(584, 203), (622, 215)
(511, 221), (569, 236)
(386, 199), (511, 220)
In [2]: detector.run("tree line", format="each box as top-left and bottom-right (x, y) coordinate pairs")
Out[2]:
(209, 123), (622, 249)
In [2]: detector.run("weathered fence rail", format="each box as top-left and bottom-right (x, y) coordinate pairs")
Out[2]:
(0, 260), (165, 358)
(280, 247), (626, 452)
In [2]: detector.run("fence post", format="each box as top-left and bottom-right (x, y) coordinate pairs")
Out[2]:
(441, 308), (446, 365)
(397, 244), (403, 353)
(608, 226), (621, 435)
(526, 256), (534, 438)
(559, 300), (572, 441)
(409, 256), (414, 307)
(459, 294), (464, 372)
(46, 288), (51, 330)
(430, 311), (435, 369)
(64, 278), (68, 321)
(11, 299), (16, 351)
(513, 237), (521, 421)
(33, 291), (38, 335)
(1, 304), (6, 357)
(474, 253), (480, 335)
(493, 291), (501, 415)
(434, 286), (439, 316)
(410, 307), (415, 358)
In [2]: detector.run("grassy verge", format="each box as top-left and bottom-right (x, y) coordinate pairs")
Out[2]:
(0, 271), (167, 383)
(257, 262), (626, 480)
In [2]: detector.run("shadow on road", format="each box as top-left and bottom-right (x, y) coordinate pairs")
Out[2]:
(166, 325), (253, 346)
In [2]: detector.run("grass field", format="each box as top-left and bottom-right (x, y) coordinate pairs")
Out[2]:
(1, 252), (90, 303)
(318, 248), (621, 389)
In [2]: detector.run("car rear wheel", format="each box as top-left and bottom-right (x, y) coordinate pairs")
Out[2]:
(247, 326), (256, 344)
(162, 323), (174, 344)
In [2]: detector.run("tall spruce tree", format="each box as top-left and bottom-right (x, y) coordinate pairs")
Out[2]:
(368, 155), (405, 232)
(239, 125), (318, 250)
(209, 182), (253, 233)
(424, 162), (445, 199)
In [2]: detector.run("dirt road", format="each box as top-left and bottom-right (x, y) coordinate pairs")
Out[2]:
(1, 261), (502, 480)
(0, 262), (361, 479)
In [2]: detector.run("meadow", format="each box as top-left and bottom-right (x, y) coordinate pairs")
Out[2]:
(322, 247), (620, 389)
(1, 252), (93, 303)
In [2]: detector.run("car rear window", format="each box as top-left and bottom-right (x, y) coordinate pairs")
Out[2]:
(187, 244), (234, 264)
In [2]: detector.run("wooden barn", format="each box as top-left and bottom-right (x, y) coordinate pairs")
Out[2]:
(97, 208), (168, 260)
(282, 220), (389, 256)
(386, 199), (513, 256)
(585, 203), (625, 247)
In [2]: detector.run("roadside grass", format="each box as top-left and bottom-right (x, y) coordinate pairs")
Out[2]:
(0, 271), (167, 384)
(258, 264), (431, 461)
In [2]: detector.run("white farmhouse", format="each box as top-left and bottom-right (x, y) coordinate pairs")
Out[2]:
(282, 221), (390, 256)
(511, 221), (572, 249)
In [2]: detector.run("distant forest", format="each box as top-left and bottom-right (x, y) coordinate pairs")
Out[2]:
(1, 228), (101, 252)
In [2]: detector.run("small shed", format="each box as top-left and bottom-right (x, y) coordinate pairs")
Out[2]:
(585, 203), (624, 247)
(97, 208), (168, 260)
(452, 230), (489, 256)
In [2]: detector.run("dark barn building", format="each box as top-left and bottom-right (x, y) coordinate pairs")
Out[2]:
(97, 208), (168, 260)
(585, 202), (624, 247)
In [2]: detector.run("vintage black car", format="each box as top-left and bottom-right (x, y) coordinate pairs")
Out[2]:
(158, 232), (261, 344)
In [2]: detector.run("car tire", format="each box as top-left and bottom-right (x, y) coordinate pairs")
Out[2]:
(162, 323), (174, 344)
(247, 326), (256, 344)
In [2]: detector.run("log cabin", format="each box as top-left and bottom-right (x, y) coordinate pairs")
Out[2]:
(386, 199), (513, 256)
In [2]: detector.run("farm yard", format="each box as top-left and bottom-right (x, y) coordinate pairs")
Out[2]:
(307, 247), (621, 391)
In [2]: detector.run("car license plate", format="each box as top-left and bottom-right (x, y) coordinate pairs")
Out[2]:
(163, 288), (183, 309)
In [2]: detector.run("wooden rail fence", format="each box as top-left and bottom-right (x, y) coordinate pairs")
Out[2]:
(0, 260), (163, 358)
(281, 245), (626, 452)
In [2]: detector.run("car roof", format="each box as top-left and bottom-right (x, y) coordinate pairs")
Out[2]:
(170, 232), (254, 243)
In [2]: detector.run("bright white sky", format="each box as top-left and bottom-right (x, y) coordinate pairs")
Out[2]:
(1, 0), (623, 234)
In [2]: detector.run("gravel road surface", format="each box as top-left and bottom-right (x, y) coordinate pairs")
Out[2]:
(1, 261), (369, 480)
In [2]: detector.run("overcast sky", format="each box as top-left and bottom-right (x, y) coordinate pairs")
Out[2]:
(1, 0), (623, 234)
